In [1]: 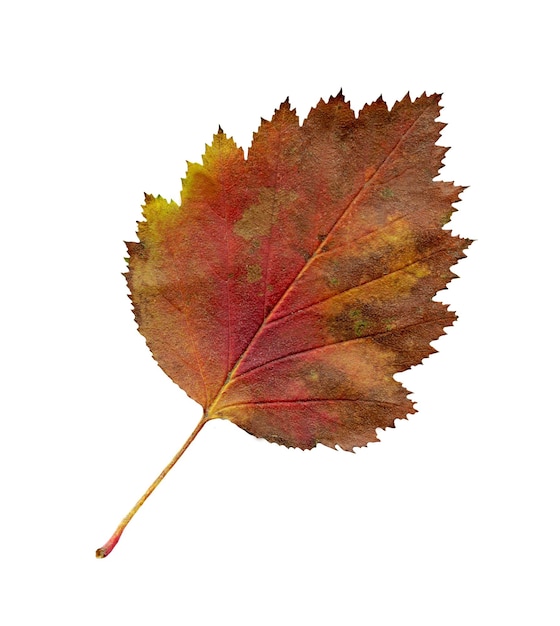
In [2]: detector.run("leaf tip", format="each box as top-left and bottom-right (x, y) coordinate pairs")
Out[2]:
(328, 89), (346, 104)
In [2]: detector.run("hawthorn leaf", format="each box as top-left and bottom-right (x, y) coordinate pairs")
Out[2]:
(97, 92), (470, 558)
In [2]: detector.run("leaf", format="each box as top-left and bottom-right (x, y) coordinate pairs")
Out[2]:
(127, 91), (469, 449)
(97, 92), (470, 557)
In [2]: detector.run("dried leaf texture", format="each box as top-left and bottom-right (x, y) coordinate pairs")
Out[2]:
(127, 93), (469, 450)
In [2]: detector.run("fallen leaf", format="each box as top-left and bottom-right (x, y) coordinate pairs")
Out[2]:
(97, 92), (470, 558)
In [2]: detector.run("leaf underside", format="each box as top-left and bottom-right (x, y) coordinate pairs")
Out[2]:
(126, 92), (470, 451)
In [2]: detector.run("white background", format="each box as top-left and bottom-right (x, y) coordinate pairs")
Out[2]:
(1, 1), (558, 624)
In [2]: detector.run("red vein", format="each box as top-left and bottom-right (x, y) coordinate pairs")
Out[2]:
(229, 315), (453, 383)
(217, 398), (404, 411)
(205, 101), (432, 416)
(316, 176), (415, 258)
(267, 102), (432, 316)
(269, 246), (452, 326)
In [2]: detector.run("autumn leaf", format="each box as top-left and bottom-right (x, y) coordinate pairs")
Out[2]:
(97, 92), (470, 558)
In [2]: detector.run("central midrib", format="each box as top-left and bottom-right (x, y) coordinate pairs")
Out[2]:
(204, 102), (430, 419)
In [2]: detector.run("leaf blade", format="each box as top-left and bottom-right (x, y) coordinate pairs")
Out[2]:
(127, 92), (470, 450)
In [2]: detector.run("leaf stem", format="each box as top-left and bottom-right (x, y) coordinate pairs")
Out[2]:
(96, 415), (208, 559)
